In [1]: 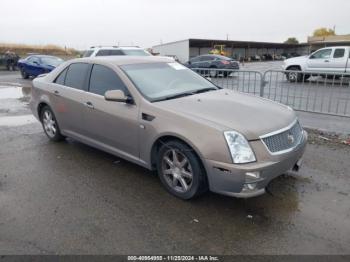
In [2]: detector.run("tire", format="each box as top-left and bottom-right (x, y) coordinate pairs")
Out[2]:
(303, 74), (311, 81)
(40, 106), (65, 142)
(209, 67), (217, 78)
(156, 140), (208, 200)
(286, 66), (303, 82)
(20, 68), (29, 79)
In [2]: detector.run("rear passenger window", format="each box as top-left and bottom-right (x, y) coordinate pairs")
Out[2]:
(333, 49), (345, 58)
(54, 68), (68, 85)
(89, 64), (128, 96)
(65, 63), (89, 90)
(96, 50), (111, 56)
(109, 50), (124, 56)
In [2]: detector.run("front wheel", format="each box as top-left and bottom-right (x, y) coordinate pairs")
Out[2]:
(40, 106), (65, 142)
(157, 140), (208, 200)
(20, 68), (29, 79)
(286, 66), (303, 82)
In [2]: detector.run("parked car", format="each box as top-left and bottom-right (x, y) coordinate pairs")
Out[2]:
(30, 56), (307, 200)
(17, 55), (64, 79)
(283, 46), (350, 82)
(184, 54), (239, 77)
(0, 51), (20, 71)
(249, 55), (262, 62)
(82, 46), (151, 57)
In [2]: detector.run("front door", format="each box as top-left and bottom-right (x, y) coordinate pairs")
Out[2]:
(306, 48), (332, 72)
(82, 64), (139, 160)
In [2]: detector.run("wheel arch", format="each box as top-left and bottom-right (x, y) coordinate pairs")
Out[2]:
(37, 101), (50, 121)
(150, 134), (207, 173)
(286, 65), (302, 71)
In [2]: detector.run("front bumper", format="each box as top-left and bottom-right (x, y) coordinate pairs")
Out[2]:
(204, 131), (308, 198)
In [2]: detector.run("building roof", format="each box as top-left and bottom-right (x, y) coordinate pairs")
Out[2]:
(153, 38), (309, 48)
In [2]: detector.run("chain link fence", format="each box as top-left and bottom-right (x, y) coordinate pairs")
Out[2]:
(193, 68), (350, 117)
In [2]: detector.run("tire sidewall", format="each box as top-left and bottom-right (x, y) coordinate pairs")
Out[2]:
(21, 68), (29, 79)
(40, 106), (64, 142)
(157, 141), (206, 200)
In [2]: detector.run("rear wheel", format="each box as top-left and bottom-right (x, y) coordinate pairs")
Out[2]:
(40, 106), (65, 142)
(157, 140), (208, 200)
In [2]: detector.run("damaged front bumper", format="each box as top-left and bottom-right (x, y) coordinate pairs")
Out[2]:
(204, 131), (308, 198)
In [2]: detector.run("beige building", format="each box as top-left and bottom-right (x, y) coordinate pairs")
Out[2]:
(307, 34), (350, 51)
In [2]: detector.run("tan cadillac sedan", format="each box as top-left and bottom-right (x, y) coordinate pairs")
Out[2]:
(30, 56), (307, 200)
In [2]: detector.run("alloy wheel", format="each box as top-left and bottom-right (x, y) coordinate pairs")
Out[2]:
(42, 110), (57, 138)
(161, 149), (193, 193)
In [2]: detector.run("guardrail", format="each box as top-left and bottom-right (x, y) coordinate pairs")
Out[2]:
(192, 68), (350, 117)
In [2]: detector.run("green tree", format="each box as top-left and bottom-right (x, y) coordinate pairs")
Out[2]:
(313, 28), (336, 37)
(284, 37), (299, 44)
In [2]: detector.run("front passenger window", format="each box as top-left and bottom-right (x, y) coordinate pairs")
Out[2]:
(310, 49), (332, 59)
(89, 64), (129, 96)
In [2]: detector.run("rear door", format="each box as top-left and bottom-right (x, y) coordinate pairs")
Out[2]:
(82, 64), (139, 159)
(306, 48), (333, 72)
(328, 48), (347, 73)
(51, 62), (90, 136)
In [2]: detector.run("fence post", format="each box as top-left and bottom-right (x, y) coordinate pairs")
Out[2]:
(260, 72), (266, 97)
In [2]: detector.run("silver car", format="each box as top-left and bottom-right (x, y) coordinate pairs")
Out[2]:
(30, 56), (307, 200)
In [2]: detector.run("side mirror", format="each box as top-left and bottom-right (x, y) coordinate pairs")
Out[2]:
(187, 61), (191, 65)
(104, 90), (133, 103)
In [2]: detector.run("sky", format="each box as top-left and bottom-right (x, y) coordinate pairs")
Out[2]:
(0, 0), (349, 50)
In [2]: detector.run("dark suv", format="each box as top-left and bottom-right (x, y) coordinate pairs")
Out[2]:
(184, 54), (239, 77)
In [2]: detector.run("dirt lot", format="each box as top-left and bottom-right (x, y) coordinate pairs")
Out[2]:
(0, 71), (349, 255)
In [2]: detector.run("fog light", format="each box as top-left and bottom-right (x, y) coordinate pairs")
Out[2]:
(245, 171), (260, 183)
(242, 183), (257, 192)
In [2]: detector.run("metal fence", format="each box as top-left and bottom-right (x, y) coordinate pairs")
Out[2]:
(193, 68), (350, 117)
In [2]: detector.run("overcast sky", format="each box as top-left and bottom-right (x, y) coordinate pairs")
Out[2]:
(0, 0), (349, 50)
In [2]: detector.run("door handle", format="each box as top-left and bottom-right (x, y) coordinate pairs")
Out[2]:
(84, 101), (94, 109)
(53, 90), (60, 96)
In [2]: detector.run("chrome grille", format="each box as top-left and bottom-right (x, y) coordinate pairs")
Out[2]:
(261, 121), (303, 154)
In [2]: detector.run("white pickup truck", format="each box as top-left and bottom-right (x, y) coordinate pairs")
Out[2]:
(283, 46), (350, 82)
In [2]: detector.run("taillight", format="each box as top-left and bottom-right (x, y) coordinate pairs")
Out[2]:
(221, 60), (230, 65)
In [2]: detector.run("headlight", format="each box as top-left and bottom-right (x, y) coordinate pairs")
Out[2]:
(224, 131), (256, 164)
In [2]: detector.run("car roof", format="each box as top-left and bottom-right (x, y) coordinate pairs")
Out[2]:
(69, 56), (174, 66)
(89, 46), (142, 50)
(28, 54), (62, 59)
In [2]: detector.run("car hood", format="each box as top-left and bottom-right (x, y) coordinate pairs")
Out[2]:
(285, 55), (308, 64)
(156, 89), (297, 140)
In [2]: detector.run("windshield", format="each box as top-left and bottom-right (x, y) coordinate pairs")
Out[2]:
(121, 49), (150, 56)
(121, 62), (218, 102)
(40, 56), (63, 66)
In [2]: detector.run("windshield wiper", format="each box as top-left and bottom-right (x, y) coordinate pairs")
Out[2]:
(191, 87), (218, 94)
(153, 92), (194, 102)
(153, 87), (218, 102)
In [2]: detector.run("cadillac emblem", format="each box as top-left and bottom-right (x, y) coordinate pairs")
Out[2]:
(287, 133), (295, 144)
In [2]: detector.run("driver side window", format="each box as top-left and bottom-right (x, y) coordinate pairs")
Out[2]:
(310, 49), (332, 59)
